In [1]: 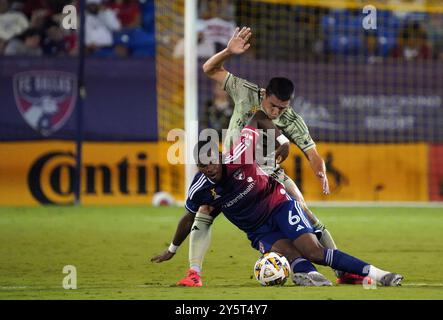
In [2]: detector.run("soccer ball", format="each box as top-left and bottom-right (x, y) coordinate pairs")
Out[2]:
(254, 252), (291, 286)
(151, 191), (175, 206)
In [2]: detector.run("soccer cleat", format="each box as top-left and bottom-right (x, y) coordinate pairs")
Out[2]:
(177, 269), (203, 287)
(293, 271), (332, 286)
(336, 272), (366, 285)
(379, 273), (403, 287)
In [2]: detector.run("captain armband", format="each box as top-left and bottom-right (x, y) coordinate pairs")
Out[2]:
(277, 134), (290, 145)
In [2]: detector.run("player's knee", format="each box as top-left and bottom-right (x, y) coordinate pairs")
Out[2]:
(274, 247), (296, 262)
(198, 205), (212, 215)
(271, 244), (300, 262)
(284, 251), (300, 263)
(304, 248), (325, 265)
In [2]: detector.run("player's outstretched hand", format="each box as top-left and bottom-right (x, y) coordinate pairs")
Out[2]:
(317, 172), (330, 195)
(227, 26), (252, 55)
(150, 249), (175, 263)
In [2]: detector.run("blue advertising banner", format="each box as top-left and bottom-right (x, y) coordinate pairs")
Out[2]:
(0, 57), (157, 141)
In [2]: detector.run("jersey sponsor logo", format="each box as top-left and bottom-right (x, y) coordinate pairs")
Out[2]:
(13, 71), (77, 136)
(296, 225), (304, 231)
(222, 181), (256, 209)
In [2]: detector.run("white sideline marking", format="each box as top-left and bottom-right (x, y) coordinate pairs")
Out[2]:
(402, 283), (443, 287)
(174, 201), (443, 208)
(307, 201), (443, 208)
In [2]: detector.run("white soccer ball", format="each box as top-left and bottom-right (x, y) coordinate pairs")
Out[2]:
(151, 191), (175, 206)
(254, 252), (291, 286)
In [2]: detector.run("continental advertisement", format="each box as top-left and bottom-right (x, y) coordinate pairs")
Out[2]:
(0, 142), (184, 206)
(0, 142), (439, 206)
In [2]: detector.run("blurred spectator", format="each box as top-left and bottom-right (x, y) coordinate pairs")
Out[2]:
(0, 0), (29, 41)
(197, 16), (236, 58)
(173, 1), (236, 60)
(41, 20), (70, 56)
(391, 20), (431, 61)
(424, 13), (443, 60)
(364, 31), (384, 64)
(387, 0), (426, 20)
(294, 6), (327, 60)
(194, 0), (236, 58)
(0, 38), (6, 55)
(203, 83), (233, 137)
(85, 0), (121, 55)
(4, 28), (42, 56)
(29, 8), (51, 32)
(199, 0), (234, 21)
(21, 0), (72, 17)
(107, 0), (141, 28)
(22, 0), (51, 18)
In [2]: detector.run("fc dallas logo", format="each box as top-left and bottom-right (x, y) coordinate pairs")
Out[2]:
(13, 71), (77, 136)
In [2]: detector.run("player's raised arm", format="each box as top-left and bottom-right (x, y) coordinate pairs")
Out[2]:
(202, 27), (252, 86)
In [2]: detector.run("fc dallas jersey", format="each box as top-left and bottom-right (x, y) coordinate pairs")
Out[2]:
(185, 126), (291, 233)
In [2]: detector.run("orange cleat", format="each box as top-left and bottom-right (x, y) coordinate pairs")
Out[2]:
(336, 272), (366, 285)
(177, 269), (203, 287)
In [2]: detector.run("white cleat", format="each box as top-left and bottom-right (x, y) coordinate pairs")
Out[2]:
(379, 273), (403, 286)
(293, 271), (333, 286)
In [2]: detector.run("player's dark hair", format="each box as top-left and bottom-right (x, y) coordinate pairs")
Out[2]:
(265, 77), (294, 101)
(193, 139), (219, 165)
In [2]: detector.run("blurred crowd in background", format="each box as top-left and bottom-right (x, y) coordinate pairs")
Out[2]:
(0, 0), (154, 57)
(1, 0), (442, 133)
(193, 0), (443, 61)
(1, 0), (442, 60)
(193, 0), (443, 132)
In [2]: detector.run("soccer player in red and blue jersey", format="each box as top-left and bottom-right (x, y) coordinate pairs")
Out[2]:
(152, 26), (366, 286)
(176, 110), (403, 287)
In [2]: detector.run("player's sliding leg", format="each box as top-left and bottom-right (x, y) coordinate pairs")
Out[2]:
(176, 211), (213, 287)
(268, 240), (332, 286)
(292, 233), (403, 286)
(282, 175), (364, 284)
(281, 175), (337, 250)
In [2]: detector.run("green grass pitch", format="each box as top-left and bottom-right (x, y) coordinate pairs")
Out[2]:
(0, 205), (442, 300)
